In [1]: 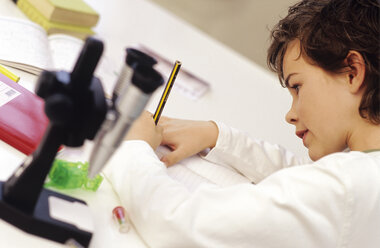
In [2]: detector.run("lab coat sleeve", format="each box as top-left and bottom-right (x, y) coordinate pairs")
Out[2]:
(105, 140), (349, 248)
(202, 122), (310, 182)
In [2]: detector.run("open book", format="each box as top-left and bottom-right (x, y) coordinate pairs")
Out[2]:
(0, 16), (118, 96)
(155, 146), (251, 192)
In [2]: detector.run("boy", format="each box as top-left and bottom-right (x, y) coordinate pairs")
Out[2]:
(106, 0), (380, 247)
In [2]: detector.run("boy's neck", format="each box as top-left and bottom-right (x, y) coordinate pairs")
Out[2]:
(347, 120), (380, 151)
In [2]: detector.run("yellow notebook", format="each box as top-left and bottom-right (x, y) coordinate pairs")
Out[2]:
(17, 0), (94, 40)
(20, 0), (99, 27)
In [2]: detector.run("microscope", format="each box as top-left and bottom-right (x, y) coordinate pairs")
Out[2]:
(0, 37), (163, 247)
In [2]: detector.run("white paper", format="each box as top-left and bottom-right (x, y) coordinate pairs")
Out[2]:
(0, 16), (119, 99)
(0, 17), (53, 74)
(156, 146), (250, 192)
(48, 34), (84, 72)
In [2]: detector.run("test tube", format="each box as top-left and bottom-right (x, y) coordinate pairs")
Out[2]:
(112, 206), (130, 233)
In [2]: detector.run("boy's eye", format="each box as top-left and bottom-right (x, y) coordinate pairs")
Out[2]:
(291, 84), (300, 94)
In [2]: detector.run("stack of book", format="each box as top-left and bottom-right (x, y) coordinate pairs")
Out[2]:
(13, 0), (99, 39)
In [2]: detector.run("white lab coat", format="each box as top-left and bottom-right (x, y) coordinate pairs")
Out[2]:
(105, 122), (380, 248)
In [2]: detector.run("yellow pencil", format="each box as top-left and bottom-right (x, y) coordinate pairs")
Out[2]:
(153, 60), (181, 125)
(0, 64), (20, 83)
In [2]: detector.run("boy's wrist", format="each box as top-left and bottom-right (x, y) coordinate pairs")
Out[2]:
(206, 121), (219, 149)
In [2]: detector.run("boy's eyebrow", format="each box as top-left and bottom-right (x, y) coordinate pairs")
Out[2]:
(284, 73), (298, 87)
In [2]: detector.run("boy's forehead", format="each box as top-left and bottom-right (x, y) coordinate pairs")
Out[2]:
(283, 40), (303, 77)
(284, 41), (301, 67)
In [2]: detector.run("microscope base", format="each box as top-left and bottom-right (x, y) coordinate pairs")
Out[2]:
(0, 181), (93, 247)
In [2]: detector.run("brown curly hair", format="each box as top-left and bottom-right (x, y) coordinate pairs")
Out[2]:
(267, 0), (380, 124)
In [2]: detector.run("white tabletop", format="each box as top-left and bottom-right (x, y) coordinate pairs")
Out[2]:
(0, 0), (307, 156)
(88, 0), (306, 157)
(0, 0), (307, 247)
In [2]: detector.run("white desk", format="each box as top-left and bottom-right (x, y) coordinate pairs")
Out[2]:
(88, 0), (306, 157)
(0, 0), (307, 247)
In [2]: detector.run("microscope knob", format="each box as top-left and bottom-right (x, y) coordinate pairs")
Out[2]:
(44, 94), (74, 125)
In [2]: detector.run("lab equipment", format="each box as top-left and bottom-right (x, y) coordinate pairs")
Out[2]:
(45, 159), (103, 191)
(112, 206), (130, 233)
(0, 37), (107, 247)
(88, 49), (163, 178)
(112, 48), (157, 102)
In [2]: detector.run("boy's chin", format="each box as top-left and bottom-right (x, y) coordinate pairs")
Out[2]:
(308, 148), (326, 161)
(308, 146), (344, 161)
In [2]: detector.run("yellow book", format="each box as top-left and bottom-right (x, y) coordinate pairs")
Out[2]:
(17, 0), (94, 40)
(18, 0), (99, 27)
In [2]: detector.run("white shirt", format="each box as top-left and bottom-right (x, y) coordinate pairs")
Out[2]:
(105, 122), (380, 248)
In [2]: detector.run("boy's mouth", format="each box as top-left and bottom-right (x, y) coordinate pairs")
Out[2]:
(296, 129), (308, 140)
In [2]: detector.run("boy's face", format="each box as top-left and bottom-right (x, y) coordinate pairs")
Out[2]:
(283, 40), (355, 160)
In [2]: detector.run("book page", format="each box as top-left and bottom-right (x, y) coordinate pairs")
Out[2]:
(167, 164), (214, 192)
(48, 34), (118, 97)
(48, 34), (83, 71)
(0, 16), (52, 74)
(95, 54), (119, 97)
(156, 146), (250, 192)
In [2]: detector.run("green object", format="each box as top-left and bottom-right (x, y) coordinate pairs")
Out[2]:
(45, 159), (103, 191)
(25, 0), (99, 27)
(17, 0), (95, 38)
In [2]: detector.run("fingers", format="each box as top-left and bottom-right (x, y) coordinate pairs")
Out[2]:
(141, 110), (153, 120)
(160, 144), (194, 167)
(156, 116), (213, 167)
(161, 149), (183, 167)
(124, 110), (163, 149)
(156, 115), (172, 126)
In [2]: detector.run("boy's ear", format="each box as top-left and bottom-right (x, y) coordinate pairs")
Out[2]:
(345, 50), (366, 94)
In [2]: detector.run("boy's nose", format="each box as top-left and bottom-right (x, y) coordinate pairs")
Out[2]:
(285, 105), (298, 124)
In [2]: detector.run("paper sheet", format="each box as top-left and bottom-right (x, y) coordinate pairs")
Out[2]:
(0, 16), (52, 74)
(156, 146), (250, 192)
(0, 16), (118, 97)
(48, 34), (84, 71)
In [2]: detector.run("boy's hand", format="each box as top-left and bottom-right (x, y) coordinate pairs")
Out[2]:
(158, 116), (219, 166)
(125, 111), (163, 150)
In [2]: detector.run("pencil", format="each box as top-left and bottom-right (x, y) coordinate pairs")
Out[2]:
(153, 60), (181, 125)
(0, 64), (20, 83)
